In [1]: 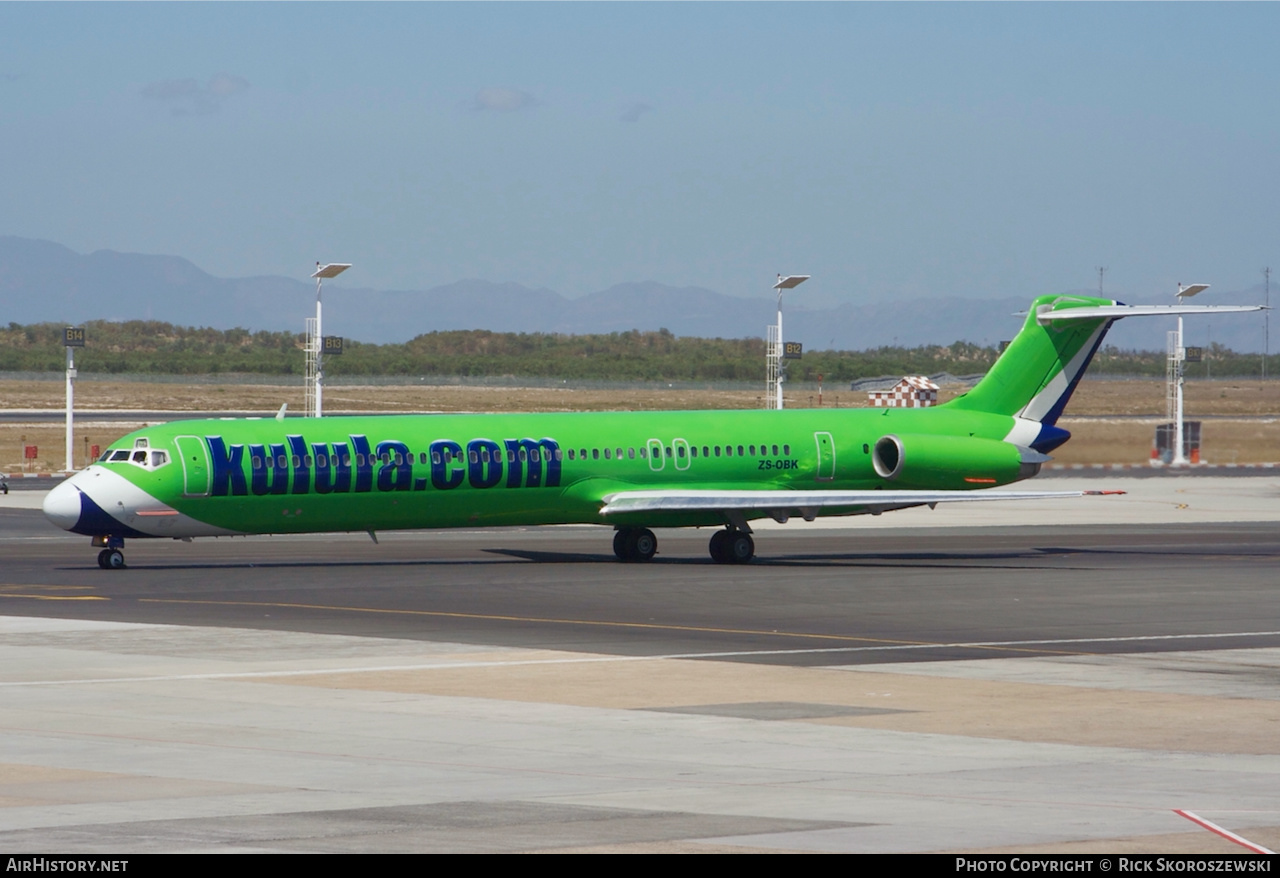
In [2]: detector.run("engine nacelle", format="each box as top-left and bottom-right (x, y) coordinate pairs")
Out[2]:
(871, 433), (1045, 489)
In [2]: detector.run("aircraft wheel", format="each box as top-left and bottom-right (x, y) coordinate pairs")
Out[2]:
(97, 549), (110, 569)
(726, 532), (755, 564)
(613, 529), (630, 560)
(708, 530), (729, 563)
(625, 528), (657, 562)
(105, 549), (126, 569)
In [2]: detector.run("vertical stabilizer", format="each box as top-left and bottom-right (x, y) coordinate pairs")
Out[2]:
(946, 294), (1115, 426)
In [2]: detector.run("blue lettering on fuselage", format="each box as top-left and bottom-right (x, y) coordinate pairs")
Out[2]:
(200, 435), (561, 497)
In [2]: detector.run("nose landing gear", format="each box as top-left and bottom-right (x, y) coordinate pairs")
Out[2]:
(96, 549), (126, 569)
(92, 536), (126, 569)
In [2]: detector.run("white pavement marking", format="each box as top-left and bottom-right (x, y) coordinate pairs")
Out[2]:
(1174, 810), (1275, 854)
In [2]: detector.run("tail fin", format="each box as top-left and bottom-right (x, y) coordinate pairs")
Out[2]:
(946, 294), (1116, 427)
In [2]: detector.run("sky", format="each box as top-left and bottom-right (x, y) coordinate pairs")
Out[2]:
(3, 3), (1279, 309)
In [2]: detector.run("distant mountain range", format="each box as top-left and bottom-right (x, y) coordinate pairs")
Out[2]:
(0, 236), (1272, 352)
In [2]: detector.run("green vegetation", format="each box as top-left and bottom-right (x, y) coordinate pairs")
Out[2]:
(2, 320), (1277, 382)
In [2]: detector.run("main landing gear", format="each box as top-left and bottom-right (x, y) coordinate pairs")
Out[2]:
(708, 528), (754, 564)
(93, 536), (126, 569)
(612, 527), (756, 563)
(613, 527), (657, 562)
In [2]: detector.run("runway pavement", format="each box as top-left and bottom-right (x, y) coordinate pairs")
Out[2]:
(0, 477), (1278, 852)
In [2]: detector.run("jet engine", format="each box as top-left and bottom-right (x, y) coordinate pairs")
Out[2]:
(871, 433), (1047, 489)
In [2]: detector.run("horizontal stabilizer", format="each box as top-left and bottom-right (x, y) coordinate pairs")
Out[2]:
(1036, 303), (1265, 324)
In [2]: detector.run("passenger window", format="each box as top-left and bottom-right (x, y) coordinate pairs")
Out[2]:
(419, 453), (428, 465)
(783, 445), (790, 456)
(677, 446), (685, 458)
(714, 446), (720, 457)
(604, 448), (611, 459)
(628, 448), (635, 459)
(639, 447), (646, 459)
(568, 449), (575, 460)
(431, 452), (441, 465)
(737, 445), (744, 457)
(772, 445), (778, 456)
(615, 448), (622, 460)
(592, 448), (600, 460)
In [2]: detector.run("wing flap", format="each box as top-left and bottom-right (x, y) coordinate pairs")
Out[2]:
(599, 488), (1098, 518)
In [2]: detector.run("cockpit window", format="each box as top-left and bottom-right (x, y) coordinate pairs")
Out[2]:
(101, 439), (169, 470)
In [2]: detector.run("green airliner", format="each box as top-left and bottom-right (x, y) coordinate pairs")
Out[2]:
(42, 293), (1261, 568)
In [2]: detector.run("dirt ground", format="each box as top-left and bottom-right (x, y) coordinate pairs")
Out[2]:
(3, 378), (1277, 471)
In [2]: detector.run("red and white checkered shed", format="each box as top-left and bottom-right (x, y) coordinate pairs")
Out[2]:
(868, 376), (940, 408)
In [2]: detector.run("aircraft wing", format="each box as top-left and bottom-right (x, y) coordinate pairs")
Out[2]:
(599, 488), (1114, 520)
(1037, 304), (1265, 323)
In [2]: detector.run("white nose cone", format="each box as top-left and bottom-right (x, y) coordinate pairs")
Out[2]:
(43, 479), (82, 531)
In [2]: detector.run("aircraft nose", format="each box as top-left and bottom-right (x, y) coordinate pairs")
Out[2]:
(43, 479), (83, 531)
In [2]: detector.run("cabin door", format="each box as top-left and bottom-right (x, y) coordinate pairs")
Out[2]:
(814, 432), (835, 481)
(175, 435), (210, 497)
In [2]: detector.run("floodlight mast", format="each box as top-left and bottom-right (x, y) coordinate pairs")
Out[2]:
(768, 274), (809, 410)
(1170, 283), (1209, 466)
(308, 263), (351, 418)
(65, 342), (74, 472)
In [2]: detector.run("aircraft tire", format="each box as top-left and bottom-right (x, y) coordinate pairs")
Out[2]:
(97, 550), (110, 569)
(106, 549), (126, 569)
(726, 532), (754, 564)
(626, 528), (657, 562)
(708, 530), (729, 563)
(613, 529), (630, 560)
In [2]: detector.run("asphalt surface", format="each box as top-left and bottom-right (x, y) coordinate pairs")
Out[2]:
(4, 509), (1280, 664)
(2, 487), (1279, 853)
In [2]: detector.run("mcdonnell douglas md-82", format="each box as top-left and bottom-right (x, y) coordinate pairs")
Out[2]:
(43, 293), (1262, 568)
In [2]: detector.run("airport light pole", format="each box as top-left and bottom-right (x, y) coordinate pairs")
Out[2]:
(64, 326), (85, 472)
(308, 262), (351, 418)
(769, 274), (809, 410)
(1170, 283), (1209, 466)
